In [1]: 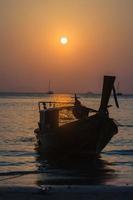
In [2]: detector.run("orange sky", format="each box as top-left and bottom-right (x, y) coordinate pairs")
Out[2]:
(0, 0), (133, 93)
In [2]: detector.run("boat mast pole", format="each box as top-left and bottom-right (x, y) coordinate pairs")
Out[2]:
(99, 76), (115, 113)
(48, 80), (50, 92)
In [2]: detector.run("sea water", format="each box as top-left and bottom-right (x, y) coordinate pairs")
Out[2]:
(0, 93), (132, 187)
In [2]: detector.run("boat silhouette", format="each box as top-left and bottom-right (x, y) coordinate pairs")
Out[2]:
(34, 76), (119, 158)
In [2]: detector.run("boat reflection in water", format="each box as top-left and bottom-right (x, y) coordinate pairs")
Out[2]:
(35, 148), (116, 186)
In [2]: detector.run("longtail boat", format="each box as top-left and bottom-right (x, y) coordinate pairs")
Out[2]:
(34, 76), (119, 158)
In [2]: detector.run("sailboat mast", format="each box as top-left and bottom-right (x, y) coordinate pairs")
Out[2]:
(47, 80), (54, 94)
(117, 82), (120, 93)
(116, 81), (122, 96)
(48, 80), (51, 92)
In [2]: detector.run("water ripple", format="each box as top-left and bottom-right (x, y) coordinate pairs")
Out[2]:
(103, 150), (133, 156)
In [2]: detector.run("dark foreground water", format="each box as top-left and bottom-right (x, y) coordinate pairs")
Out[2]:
(0, 94), (132, 187)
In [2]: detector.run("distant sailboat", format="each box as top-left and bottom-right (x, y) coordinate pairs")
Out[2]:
(46, 80), (54, 94)
(116, 82), (123, 96)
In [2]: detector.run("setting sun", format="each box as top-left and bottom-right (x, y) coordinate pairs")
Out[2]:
(60, 36), (68, 45)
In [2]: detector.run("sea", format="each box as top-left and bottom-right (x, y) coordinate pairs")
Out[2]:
(0, 93), (132, 187)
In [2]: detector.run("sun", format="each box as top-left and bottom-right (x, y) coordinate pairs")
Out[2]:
(60, 36), (68, 45)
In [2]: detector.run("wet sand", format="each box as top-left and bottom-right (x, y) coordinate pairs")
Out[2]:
(0, 186), (133, 200)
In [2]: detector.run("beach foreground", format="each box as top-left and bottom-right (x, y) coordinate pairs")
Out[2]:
(0, 186), (132, 200)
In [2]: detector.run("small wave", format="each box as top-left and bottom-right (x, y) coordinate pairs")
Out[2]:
(111, 161), (133, 167)
(103, 149), (133, 156)
(0, 170), (43, 182)
(0, 137), (35, 145)
(17, 137), (36, 142)
(118, 124), (133, 128)
(0, 160), (35, 167)
(0, 170), (40, 177)
(0, 150), (36, 157)
(0, 161), (25, 166)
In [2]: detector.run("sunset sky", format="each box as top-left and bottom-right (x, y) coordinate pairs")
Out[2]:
(0, 0), (133, 93)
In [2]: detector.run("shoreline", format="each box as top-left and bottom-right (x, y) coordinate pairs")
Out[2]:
(0, 185), (133, 200)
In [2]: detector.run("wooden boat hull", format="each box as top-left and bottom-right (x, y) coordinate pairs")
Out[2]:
(35, 114), (118, 158)
(34, 76), (119, 159)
